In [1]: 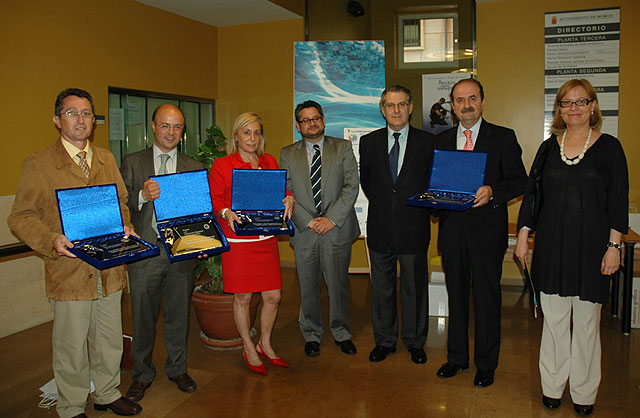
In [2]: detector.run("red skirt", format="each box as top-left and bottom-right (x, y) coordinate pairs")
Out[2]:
(221, 237), (282, 293)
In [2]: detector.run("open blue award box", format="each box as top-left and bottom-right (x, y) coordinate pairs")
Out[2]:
(55, 184), (160, 269)
(406, 149), (488, 211)
(231, 168), (294, 236)
(151, 169), (230, 262)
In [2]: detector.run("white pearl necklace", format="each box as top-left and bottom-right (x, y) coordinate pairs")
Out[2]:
(560, 127), (591, 166)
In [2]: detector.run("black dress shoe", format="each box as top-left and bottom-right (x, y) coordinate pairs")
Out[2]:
(542, 395), (561, 409)
(124, 380), (151, 402)
(409, 347), (427, 364)
(94, 397), (142, 416)
(305, 341), (320, 357)
(474, 369), (495, 387)
(573, 403), (594, 417)
(71, 414), (88, 418)
(368, 345), (396, 362)
(335, 339), (357, 355)
(168, 373), (197, 393)
(437, 362), (469, 378)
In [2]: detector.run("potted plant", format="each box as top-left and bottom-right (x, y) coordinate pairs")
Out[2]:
(190, 124), (260, 349)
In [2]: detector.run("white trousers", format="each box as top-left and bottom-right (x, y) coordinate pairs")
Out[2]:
(50, 274), (123, 418)
(539, 292), (601, 405)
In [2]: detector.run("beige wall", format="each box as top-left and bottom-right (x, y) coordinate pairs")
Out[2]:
(216, 18), (305, 265)
(477, 0), (638, 206)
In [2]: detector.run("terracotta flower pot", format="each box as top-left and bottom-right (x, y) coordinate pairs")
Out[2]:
(191, 286), (261, 349)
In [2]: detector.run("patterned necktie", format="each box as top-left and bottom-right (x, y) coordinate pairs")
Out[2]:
(463, 129), (474, 151)
(389, 132), (401, 182)
(158, 153), (170, 175)
(310, 144), (322, 214)
(77, 151), (90, 179)
(152, 154), (171, 235)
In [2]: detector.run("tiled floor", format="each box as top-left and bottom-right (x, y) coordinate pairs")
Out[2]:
(1, 268), (639, 417)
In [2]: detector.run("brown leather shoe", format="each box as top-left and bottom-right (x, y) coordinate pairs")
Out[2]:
(94, 396), (142, 416)
(168, 373), (197, 393)
(124, 380), (152, 401)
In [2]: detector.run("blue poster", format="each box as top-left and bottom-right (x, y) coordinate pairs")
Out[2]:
(294, 41), (386, 141)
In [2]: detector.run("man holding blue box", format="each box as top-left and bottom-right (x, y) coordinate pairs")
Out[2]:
(280, 101), (360, 357)
(120, 104), (202, 401)
(435, 78), (527, 387)
(8, 88), (141, 417)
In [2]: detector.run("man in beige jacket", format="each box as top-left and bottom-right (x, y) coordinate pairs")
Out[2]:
(8, 88), (142, 418)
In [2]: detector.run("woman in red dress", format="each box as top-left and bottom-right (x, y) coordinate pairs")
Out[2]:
(209, 112), (294, 375)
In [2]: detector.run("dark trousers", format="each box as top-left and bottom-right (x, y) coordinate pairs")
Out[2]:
(441, 246), (504, 371)
(128, 246), (194, 382)
(369, 248), (429, 349)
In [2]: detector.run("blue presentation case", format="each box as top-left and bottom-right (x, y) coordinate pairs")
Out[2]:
(56, 183), (160, 269)
(406, 149), (488, 211)
(151, 169), (230, 262)
(231, 169), (294, 236)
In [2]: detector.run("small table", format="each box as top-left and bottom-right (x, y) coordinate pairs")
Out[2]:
(612, 229), (640, 335)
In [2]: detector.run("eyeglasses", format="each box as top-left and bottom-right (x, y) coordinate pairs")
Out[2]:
(558, 99), (593, 108)
(62, 110), (94, 119)
(158, 123), (184, 131)
(298, 116), (323, 126)
(383, 102), (410, 110)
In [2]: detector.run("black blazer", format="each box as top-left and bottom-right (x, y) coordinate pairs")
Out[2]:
(360, 125), (434, 254)
(436, 119), (527, 255)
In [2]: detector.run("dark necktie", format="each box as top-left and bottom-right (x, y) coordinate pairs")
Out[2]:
(310, 144), (322, 214)
(389, 132), (400, 182)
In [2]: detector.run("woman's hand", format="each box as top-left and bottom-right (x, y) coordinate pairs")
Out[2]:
(220, 208), (241, 233)
(601, 247), (621, 275)
(514, 229), (530, 269)
(283, 195), (295, 220)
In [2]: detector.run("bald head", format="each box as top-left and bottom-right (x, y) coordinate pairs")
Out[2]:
(151, 104), (185, 153)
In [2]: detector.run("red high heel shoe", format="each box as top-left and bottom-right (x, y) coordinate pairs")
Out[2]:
(243, 351), (268, 375)
(257, 343), (290, 368)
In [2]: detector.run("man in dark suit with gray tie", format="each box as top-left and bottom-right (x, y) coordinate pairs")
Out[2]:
(280, 100), (360, 357)
(120, 104), (203, 401)
(359, 85), (434, 365)
(435, 78), (527, 387)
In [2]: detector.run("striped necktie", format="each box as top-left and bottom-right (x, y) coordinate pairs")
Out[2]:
(310, 144), (322, 214)
(76, 151), (90, 179)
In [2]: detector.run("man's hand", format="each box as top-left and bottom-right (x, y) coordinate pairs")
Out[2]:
(54, 234), (76, 258)
(141, 179), (161, 202)
(308, 217), (334, 236)
(473, 185), (493, 208)
(123, 226), (140, 239)
(283, 195), (295, 220)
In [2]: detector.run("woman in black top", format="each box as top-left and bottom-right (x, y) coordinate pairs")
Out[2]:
(515, 79), (628, 417)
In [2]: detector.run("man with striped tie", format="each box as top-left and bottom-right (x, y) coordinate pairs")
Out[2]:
(280, 101), (360, 358)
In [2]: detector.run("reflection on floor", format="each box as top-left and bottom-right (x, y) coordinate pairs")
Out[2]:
(1, 268), (639, 417)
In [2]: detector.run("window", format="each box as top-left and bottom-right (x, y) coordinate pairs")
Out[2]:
(398, 12), (459, 69)
(108, 87), (214, 165)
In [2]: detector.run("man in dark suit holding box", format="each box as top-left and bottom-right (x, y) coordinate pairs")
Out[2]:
(120, 104), (202, 401)
(359, 85), (434, 365)
(435, 78), (527, 387)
